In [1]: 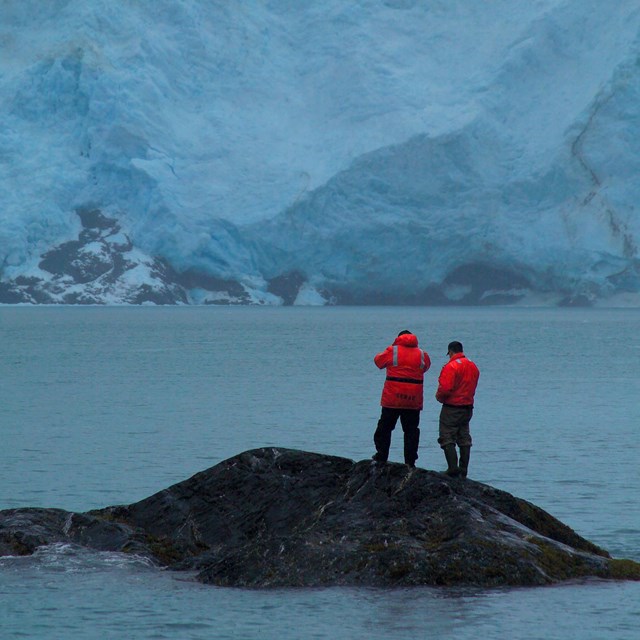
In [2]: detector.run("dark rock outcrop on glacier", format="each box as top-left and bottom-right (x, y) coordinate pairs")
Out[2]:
(0, 208), (250, 306)
(1, 448), (639, 587)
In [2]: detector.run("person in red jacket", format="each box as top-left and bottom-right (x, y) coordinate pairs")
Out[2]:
(435, 341), (480, 478)
(373, 330), (431, 467)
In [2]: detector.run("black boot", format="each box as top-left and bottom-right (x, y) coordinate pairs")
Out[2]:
(459, 445), (471, 478)
(442, 444), (460, 477)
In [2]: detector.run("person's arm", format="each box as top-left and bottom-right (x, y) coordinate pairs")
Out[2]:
(374, 346), (393, 369)
(435, 363), (454, 403)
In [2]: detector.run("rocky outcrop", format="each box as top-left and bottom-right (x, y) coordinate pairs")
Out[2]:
(0, 209), (251, 305)
(1, 448), (639, 587)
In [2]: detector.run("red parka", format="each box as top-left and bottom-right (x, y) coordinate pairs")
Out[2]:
(374, 333), (431, 410)
(435, 353), (479, 406)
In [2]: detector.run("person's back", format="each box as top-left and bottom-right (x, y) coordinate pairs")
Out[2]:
(375, 331), (430, 410)
(436, 352), (479, 407)
(372, 330), (431, 467)
(435, 341), (480, 477)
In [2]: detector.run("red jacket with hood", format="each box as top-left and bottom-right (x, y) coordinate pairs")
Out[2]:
(374, 333), (431, 410)
(435, 353), (479, 406)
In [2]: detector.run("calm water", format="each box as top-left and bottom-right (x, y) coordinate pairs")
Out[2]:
(1, 306), (639, 639)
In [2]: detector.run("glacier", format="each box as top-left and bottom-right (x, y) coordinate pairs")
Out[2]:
(1, 0), (640, 305)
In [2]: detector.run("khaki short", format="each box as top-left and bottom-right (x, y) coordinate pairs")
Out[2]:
(438, 404), (473, 448)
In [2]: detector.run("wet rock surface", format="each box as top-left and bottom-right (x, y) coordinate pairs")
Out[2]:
(1, 448), (639, 587)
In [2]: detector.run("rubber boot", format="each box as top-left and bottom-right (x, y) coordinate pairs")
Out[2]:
(442, 444), (460, 477)
(459, 445), (471, 478)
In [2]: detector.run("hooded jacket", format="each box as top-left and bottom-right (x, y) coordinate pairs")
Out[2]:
(435, 353), (479, 406)
(374, 333), (431, 410)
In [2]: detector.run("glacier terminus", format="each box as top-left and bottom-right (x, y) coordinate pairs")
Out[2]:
(2, 0), (640, 306)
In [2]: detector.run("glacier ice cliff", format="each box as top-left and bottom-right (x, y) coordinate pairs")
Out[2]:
(1, 1), (640, 305)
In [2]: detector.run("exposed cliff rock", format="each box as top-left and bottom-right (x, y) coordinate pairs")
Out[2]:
(0, 209), (254, 306)
(1, 448), (639, 587)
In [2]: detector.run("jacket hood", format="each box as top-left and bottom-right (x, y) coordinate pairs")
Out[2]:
(393, 333), (418, 348)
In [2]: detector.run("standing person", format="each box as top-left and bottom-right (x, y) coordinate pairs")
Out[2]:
(435, 341), (480, 478)
(372, 330), (431, 467)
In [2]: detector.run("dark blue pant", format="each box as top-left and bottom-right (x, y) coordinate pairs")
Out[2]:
(374, 407), (420, 464)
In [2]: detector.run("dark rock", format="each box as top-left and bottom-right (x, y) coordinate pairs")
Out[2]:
(160, 261), (248, 303)
(1, 448), (639, 588)
(0, 508), (144, 556)
(77, 208), (119, 231)
(441, 262), (530, 305)
(0, 208), (247, 305)
(267, 271), (306, 305)
(0, 282), (27, 304)
(40, 238), (112, 283)
(327, 263), (533, 306)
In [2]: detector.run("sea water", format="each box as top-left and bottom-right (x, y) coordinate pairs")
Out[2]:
(0, 306), (638, 640)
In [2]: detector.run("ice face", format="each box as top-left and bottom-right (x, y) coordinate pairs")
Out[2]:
(1, 1), (640, 304)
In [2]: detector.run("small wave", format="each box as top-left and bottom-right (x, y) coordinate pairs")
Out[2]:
(1, 543), (158, 573)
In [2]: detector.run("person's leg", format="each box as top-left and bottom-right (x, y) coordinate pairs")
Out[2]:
(399, 409), (420, 467)
(373, 407), (399, 462)
(458, 445), (471, 478)
(442, 443), (460, 476)
(456, 408), (473, 478)
(438, 405), (461, 476)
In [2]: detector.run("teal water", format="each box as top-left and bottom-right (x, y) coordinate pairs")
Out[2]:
(1, 306), (639, 639)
